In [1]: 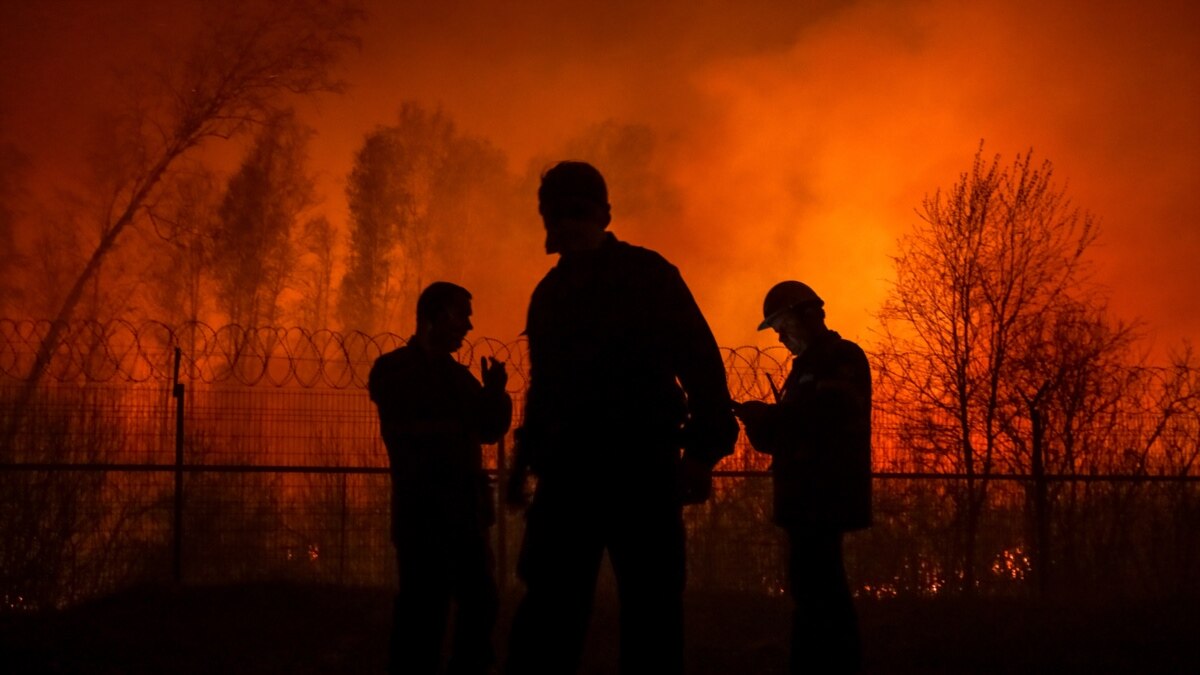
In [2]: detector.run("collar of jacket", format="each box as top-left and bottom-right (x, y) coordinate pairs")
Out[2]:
(556, 231), (620, 266)
(794, 328), (841, 365)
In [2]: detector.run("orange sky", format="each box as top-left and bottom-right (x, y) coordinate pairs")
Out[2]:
(2, 0), (1197, 354)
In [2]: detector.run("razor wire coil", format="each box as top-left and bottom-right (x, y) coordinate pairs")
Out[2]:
(0, 319), (791, 399)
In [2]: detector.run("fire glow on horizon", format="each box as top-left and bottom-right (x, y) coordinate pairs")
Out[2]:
(1, 0), (1197, 351)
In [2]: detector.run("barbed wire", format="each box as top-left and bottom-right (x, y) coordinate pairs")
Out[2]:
(0, 319), (791, 396)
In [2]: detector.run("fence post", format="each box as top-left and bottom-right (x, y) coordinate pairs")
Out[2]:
(339, 472), (348, 582)
(172, 347), (185, 584)
(496, 434), (508, 590)
(1031, 406), (1049, 598)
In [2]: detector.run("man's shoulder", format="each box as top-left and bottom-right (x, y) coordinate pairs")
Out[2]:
(369, 344), (422, 384)
(602, 239), (686, 295)
(373, 343), (419, 368)
(830, 333), (866, 358)
(826, 333), (870, 375)
(533, 238), (678, 290)
(611, 238), (677, 272)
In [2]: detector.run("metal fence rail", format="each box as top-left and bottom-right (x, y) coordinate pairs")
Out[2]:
(2, 460), (1196, 611)
(2, 321), (1198, 611)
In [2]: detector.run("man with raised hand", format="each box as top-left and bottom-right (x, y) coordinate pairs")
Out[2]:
(369, 281), (511, 675)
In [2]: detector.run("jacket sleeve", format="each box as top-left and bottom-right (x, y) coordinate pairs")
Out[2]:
(477, 383), (513, 445)
(741, 403), (785, 456)
(451, 360), (512, 445)
(513, 282), (551, 473)
(810, 343), (872, 440)
(764, 342), (871, 463)
(663, 267), (739, 467)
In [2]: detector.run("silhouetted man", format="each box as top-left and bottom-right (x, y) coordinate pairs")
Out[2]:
(368, 282), (512, 675)
(735, 281), (872, 674)
(504, 161), (739, 674)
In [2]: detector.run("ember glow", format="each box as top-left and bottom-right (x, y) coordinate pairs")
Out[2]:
(1, 0), (1197, 351)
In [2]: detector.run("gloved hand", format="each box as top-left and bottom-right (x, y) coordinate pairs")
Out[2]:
(733, 400), (771, 428)
(733, 400), (775, 454)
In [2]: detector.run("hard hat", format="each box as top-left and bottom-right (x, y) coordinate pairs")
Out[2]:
(758, 281), (824, 331)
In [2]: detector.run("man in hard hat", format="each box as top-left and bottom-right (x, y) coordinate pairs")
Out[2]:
(368, 281), (512, 675)
(504, 161), (739, 674)
(734, 280), (872, 674)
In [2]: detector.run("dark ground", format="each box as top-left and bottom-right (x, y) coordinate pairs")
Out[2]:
(1, 583), (1196, 674)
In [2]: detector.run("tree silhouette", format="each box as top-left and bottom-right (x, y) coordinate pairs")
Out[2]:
(3, 0), (361, 446)
(874, 144), (1102, 592)
(142, 171), (221, 327)
(293, 215), (337, 330)
(212, 110), (315, 330)
(338, 103), (507, 334)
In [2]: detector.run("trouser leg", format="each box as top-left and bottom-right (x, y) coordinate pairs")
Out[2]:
(447, 524), (500, 675)
(391, 528), (452, 675)
(505, 493), (604, 674)
(608, 499), (686, 675)
(786, 527), (860, 675)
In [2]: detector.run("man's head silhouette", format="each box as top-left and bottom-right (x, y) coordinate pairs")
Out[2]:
(537, 161), (611, 255)
(415, 281), (473, 353)
(759, 280), (827, 356)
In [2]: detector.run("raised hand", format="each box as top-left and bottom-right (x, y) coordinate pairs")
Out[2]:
(481, 356), (508, 391)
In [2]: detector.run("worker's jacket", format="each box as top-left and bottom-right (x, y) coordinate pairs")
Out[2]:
(518, 233), (738, 479)
(368, 343), (512, 537)
(745, 330), (872, 531)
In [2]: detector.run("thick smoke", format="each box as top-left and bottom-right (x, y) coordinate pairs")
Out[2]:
(2, 0), (1197, 350)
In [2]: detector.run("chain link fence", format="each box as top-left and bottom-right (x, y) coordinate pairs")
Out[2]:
(1, 320), (1196, 610)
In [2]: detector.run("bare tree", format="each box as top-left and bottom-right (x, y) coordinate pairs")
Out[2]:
(3, 0), (360, 444)
(142, 170), (221, 327)
(1154, 347), (1200, 476)
(874, 145), (1099, 592)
